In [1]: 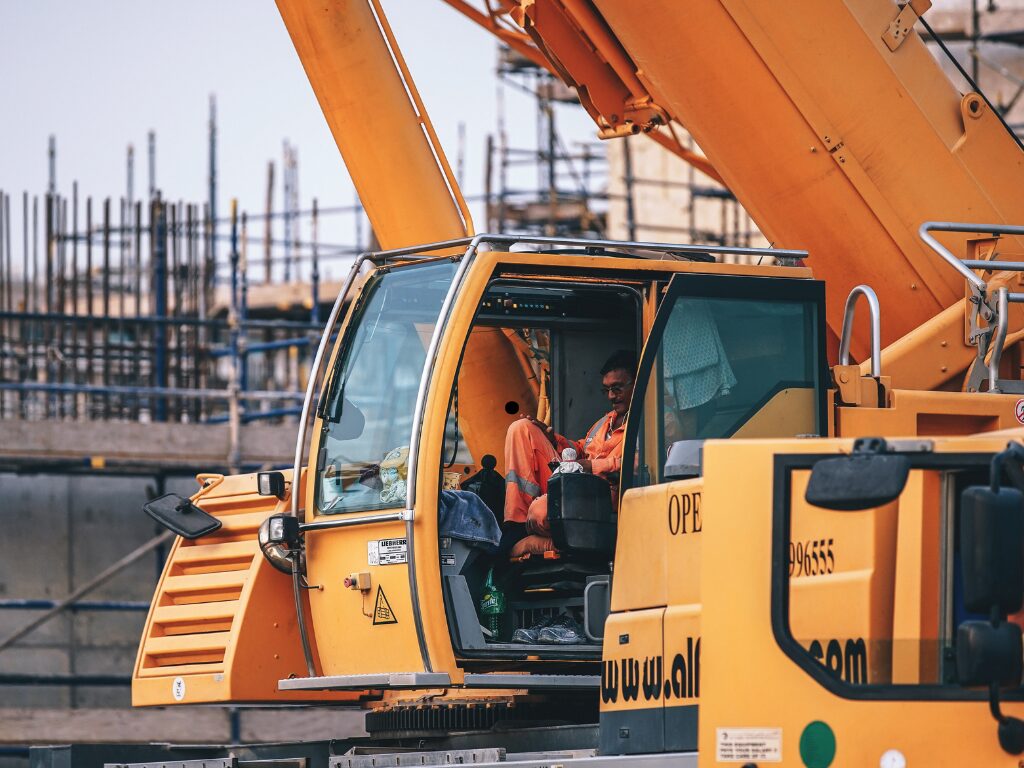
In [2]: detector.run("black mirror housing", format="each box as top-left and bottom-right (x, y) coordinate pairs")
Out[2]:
(961, 485), (1024, 615)
(143, 493), (222, 539)
(805, 452), (910, 511)
(957, 620), (1024, 687)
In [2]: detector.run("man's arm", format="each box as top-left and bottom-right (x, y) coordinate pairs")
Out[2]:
(518, 415), (572, 451)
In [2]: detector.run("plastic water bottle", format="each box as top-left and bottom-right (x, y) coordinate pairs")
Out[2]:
(480, 569), (506, 640)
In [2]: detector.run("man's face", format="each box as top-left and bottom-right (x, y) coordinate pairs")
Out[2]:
(602, 368), (635, 416)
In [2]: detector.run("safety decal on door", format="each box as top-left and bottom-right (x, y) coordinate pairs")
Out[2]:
(373, 586), (398, 625)
(368, 537), (408, 566)
(716, 728), (782, 763)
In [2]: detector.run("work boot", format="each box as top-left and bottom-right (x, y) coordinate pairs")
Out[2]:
(537, 614), (586, 644)
(511, 614), (556, 644)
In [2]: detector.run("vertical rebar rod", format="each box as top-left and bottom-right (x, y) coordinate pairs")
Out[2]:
(21, 192), (28, 417)
(239, 210), (249, 393)
(170, 202), (180, 420)
(208, 95), (217, 265)
(971, 0), (981, 86)
(177, 200), (186, 420)
(85, 198), (93, 417)
(264, 161), (274, 283)
(484, 134), (494, 232)
(199, 203), (211, 423)
(133, 201), (142, 421)
(58, 197), (68, 417)
(5, 192), (12, 417)
(0, 191), (6, 418)
(152, 196), (168, 422)
(126, 144), (135, 209)
(71, 186), (79, 419)
(147, 131), (156, 201)
(101, 199), (111, 418)
(118, 198), (127, 418)
(44, 194), (54, 418)
(227, 199), (240, 470)
(623, 137), (637, 242)
(188, 204), (200, 421)
(311, 198), (320, 326)
(581, 145), (592, 234)
(4, 192), (11, 418)
(283, 142), (293, 283)
(4, 192), (11, 419)
(47, 136), (57, 196)
(544, 91), (556, 237)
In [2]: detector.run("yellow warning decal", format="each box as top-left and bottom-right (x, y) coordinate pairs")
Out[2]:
(373, 586), (398, 625)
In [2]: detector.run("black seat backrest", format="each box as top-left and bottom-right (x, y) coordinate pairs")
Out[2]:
(547, 473), (616, 556)
(460, 454), (504, 524)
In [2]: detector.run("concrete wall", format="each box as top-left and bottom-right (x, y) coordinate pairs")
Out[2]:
(0, 472), (365, 764)
(0, 472), (197, 710)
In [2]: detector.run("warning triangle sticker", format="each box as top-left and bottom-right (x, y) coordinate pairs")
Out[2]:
(372, 586), (398, 625)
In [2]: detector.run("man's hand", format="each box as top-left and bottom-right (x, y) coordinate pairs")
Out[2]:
(521, 415), (557, 448)
(578, 459), (593, 473)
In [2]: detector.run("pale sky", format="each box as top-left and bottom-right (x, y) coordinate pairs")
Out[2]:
(0, 2), (597, 277)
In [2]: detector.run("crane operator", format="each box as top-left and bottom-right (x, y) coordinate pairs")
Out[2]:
(501, 350), (636, 558)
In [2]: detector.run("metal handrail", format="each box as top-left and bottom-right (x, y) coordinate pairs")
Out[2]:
(838, 285), (882, 376)
(989, 287), (1010, 392)
(919, 221), (1024, 393)
(300, 510), (411, 533)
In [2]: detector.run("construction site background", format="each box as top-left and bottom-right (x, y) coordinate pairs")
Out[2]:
(2, 0), (1024, 760)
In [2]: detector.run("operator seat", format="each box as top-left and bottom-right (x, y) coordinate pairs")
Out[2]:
(503, 472), (616, 592)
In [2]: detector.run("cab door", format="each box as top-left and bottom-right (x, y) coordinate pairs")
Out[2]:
(603, 271), (827, 754)
(301, 258), (459, 682)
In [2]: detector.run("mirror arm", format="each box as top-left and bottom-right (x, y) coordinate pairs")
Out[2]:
(988, 681), (1024, 755)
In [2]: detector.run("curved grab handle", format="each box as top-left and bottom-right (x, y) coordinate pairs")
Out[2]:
(838, 285), (882, 377)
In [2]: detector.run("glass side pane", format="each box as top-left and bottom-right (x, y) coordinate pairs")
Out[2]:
(785, 463), (993, 692)
(635, 295), (820, 485)
(316, 260), (457, 514)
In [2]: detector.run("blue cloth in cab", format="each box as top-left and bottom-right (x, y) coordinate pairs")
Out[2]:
(439, 490), (501, 549)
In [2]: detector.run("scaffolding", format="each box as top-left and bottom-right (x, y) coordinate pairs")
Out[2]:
(484, 45), (762, 250)
(485, 46), (608, 237)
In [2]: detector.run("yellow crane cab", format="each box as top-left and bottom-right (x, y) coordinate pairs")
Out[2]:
(281, 233), (825, 689)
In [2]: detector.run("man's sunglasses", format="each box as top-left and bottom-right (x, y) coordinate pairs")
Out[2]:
(600, 382), (632, 396)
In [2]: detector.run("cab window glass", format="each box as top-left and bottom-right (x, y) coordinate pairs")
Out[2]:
(634, 292), (820, 486)
(316, 260), (457, 514)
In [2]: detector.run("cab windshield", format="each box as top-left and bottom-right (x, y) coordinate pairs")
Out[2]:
(315, 259), (458, 514)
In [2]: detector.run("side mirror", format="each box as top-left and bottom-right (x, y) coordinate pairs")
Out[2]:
(961, 485), (1024, 614)
(957, 620), (1024, 687)
(143, 493), (221, 539)
(805, 438), (910, 511)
